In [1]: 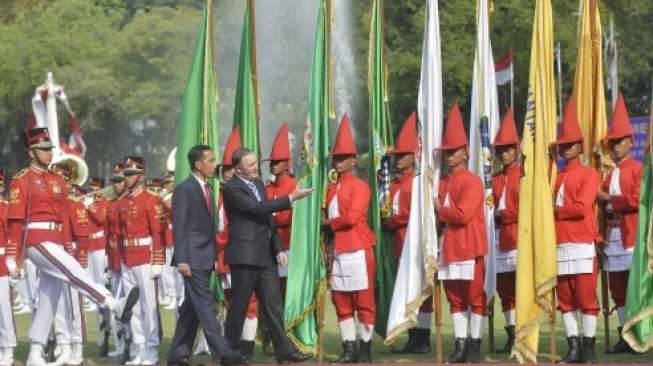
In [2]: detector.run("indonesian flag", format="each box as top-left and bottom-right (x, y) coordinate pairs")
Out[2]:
(495, 49), (513, 86)
(32, 87), (86, 157)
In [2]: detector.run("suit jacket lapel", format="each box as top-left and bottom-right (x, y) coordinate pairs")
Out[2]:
(191, 176), (212, 216)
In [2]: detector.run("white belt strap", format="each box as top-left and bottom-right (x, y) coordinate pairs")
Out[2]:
(89, 230), (105, 239)
(27, 221), (62, 231)
(123, 236), (153, 247)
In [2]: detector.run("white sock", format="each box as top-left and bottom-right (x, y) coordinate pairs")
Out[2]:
(503, 309), (515, 326)
(359, 322), (374, 342)
(452, 312), (469, 339)
(338, 318), (356, 341)
(470, 313), (485, 339)
(241, 317), (258, 341)
(617, 307), (625, 327)
(562, 312), (579, 337)
(417, 312), (432, 329)
(582, 314), (597, 338)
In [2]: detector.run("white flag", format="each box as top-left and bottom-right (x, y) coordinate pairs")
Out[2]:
(468, 0), (500, 306)
(385, 0), (441, 344)
(494, 49), (513, 86)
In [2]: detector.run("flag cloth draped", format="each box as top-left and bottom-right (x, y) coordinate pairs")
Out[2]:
(495, 49), (513, 86)
(233, 0), (260, 157)
(283, 0), (330, 354)
(367, 0), (396, 338)
(622, 112), (653, 353)
(468, 0), (500, 305)
(512, 0), (558, 363)
(384, 0), (441, 344)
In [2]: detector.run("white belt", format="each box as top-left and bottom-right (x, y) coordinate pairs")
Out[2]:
(0, 248), (5, 255)
(123, 236), (153, 247)
(89, 230), (105, 239)
(27, 221), (62, 231)
(168, 223), (173, 230)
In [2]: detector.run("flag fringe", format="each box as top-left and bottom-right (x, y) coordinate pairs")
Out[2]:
(284, 278), (328, 355)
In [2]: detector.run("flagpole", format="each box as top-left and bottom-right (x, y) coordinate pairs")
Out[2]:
(435, 280), (443, 363)
(510, 70), (514, 108)
(556, 42), (563, 119)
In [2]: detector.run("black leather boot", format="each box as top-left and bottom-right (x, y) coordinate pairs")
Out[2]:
(335, 341), (358, 363)
(357, 340), (372, 363)
(412, 328), (432, 354)
(446, 338), (467, 363)
(557, 336), (582, 363)
(464, 338), (482, 363)
(607, 327), (631, 354)
(391, 328), (416, 354)
(581, 337), (597, 364)
(496, 325), (515, 354)
(238, 340), (255, 363)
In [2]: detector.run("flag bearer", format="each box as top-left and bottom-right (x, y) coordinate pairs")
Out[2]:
(0, 169), (16, 366)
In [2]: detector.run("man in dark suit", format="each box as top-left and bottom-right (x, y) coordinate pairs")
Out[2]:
(222, 148), (313, 364)
(168, 145), (245, 366)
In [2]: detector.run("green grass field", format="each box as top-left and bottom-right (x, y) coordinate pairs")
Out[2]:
(11, 294), (652, 364)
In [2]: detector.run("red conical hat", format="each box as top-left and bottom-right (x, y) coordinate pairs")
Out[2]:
(266, 122), (291, 161)
(556, 98), (584, 145)
(605, 93), (634, 140)
(331, 113), (358, 156)
(437, 102), (468, 151)
(388, 112), (417, 154)
(492, 107), (520, 148)
(220, 127), (242, 166)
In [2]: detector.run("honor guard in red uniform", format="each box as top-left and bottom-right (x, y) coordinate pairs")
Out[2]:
(434, 103), (487, 363)
(118, 156), (166, 365)
(6, 128), (138, 366)
(160, 170), (180, 311)
(264, 122), (298, 299)
(554, 99), (601, 364)
(323, 114), (377, 363)
(0, 169), (16, 366)
(596, 94), (643, 354)
(490, 108), (520, 354)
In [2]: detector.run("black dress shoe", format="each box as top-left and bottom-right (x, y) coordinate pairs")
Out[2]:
(221, 350), (247, 366)
(167, 358), (204, 366)
(276, 351), (312, 364)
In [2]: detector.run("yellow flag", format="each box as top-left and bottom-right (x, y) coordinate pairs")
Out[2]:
(573, 0), (609, 172)
(512, 0), (558, 363)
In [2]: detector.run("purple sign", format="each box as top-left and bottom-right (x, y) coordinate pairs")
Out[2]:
(630, 116), (649, 161)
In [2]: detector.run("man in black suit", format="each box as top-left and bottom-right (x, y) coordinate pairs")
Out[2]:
(168, 145), (245, 366)
(222, 148), (313, 364)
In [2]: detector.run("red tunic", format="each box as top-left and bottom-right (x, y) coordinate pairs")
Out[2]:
(6, 167), (70, 262)
(385, 170), (413, 260)
(87, 198), (108, 251)
(265, 174), (297, 250)
(0, 199), (8, 277)
(326, 172), (376, 254)
(216, 190), (229, 274)
(438, 167), (488, 264)
(118, 187), (166, 267)
(70, 199), (92, 267)
(554, 159), (600, 244)
(162, 192), (173, 247)
(603, 156), (642, 249)
(491, 163), (520, 252)
(106, 197), (123, 272)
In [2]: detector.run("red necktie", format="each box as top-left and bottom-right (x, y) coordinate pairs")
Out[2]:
(203, 183), (212, 213)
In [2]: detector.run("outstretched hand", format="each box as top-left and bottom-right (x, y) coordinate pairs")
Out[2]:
(290, 188), (315, 202)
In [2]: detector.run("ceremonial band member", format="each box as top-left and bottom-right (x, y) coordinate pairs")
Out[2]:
(160, 170), (180, 311)
(491, 108), (520, 354)
(554, 99), (601, 364)
(596, 94), (643, 354)
(323, 114), (377, 363)
(0, 169), (16, 366)
(5, 128), (138, 366)
(434, 103), (487, 364)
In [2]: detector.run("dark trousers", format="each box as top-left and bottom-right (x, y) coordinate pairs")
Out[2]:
(168, 269), (230, 361)
(225, 263), (294, 357)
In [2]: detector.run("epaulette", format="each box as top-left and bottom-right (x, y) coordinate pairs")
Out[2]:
(12, 168), (28, 180)
(69, 195), (82, 203)
(146, 188), (161, 197)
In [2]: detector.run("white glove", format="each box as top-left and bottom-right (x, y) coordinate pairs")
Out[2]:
(6, 257), (17, 276)
(150, 264), (163, 279)
(83, 196), (94, 208)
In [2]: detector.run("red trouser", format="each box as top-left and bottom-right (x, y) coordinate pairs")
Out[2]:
(556, 260), (600, 315)
(497, 271), (516, 312)
(608, 270), (629, 308)
(331, 248), (376, 325)
(224, 287), (258, 319)
(443, 258), (487, 315)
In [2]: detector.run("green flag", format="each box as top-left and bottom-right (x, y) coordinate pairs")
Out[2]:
(367, 0), (395, 337)
(283, 0), (330, 354)
(233, 0), (260, 157)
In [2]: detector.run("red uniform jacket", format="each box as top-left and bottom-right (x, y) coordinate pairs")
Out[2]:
(106, 197), (123, 272)
(6, 167), (70, 262)
(385, 170), (414, 259)
(216, 190), (229, 274)
(0, 199), (8, 277)
(118, 187), (166, 267)
(491, 163), (520, 252)
(87, 198), (108, 251)
(70, 199), (92, 267)
(162, 192), (173, 247)
(438, 167), (488, 264)
(603, 156), (642, 249)
(265, 174), (297, 250)
(326, 172), (376, 254)
(554, 159), (600, 244)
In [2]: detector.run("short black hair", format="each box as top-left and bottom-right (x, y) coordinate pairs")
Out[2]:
(187, 145), (213, 171)
(231, 148), (254, 167)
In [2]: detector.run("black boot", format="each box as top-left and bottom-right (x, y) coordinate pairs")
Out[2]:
(412, 328), (432, 354)
(238, 340), (255, 363)
(496, 325), (515, 354)
(581, 337), (597, 364)
(557, 336), (582, 363)
(391, 328), (417, 354)
(446, 338), (467, 363)
(335, 341), (358, 363)
(357, 340), (372, 363)
(464, 338), (481, 363)
(607, 327), (630, 354)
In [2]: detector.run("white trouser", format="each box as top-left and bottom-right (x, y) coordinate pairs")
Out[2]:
(88, 249), (108, 345)
(26, 242), (111, 345)
(160, 247), (175, 297)
(19, 259), (39, 309)
(0, 276), (17, 348)
(110, 269), (126, 349)
(122, 263), (159, 348)
(54, 285), (83, 344)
